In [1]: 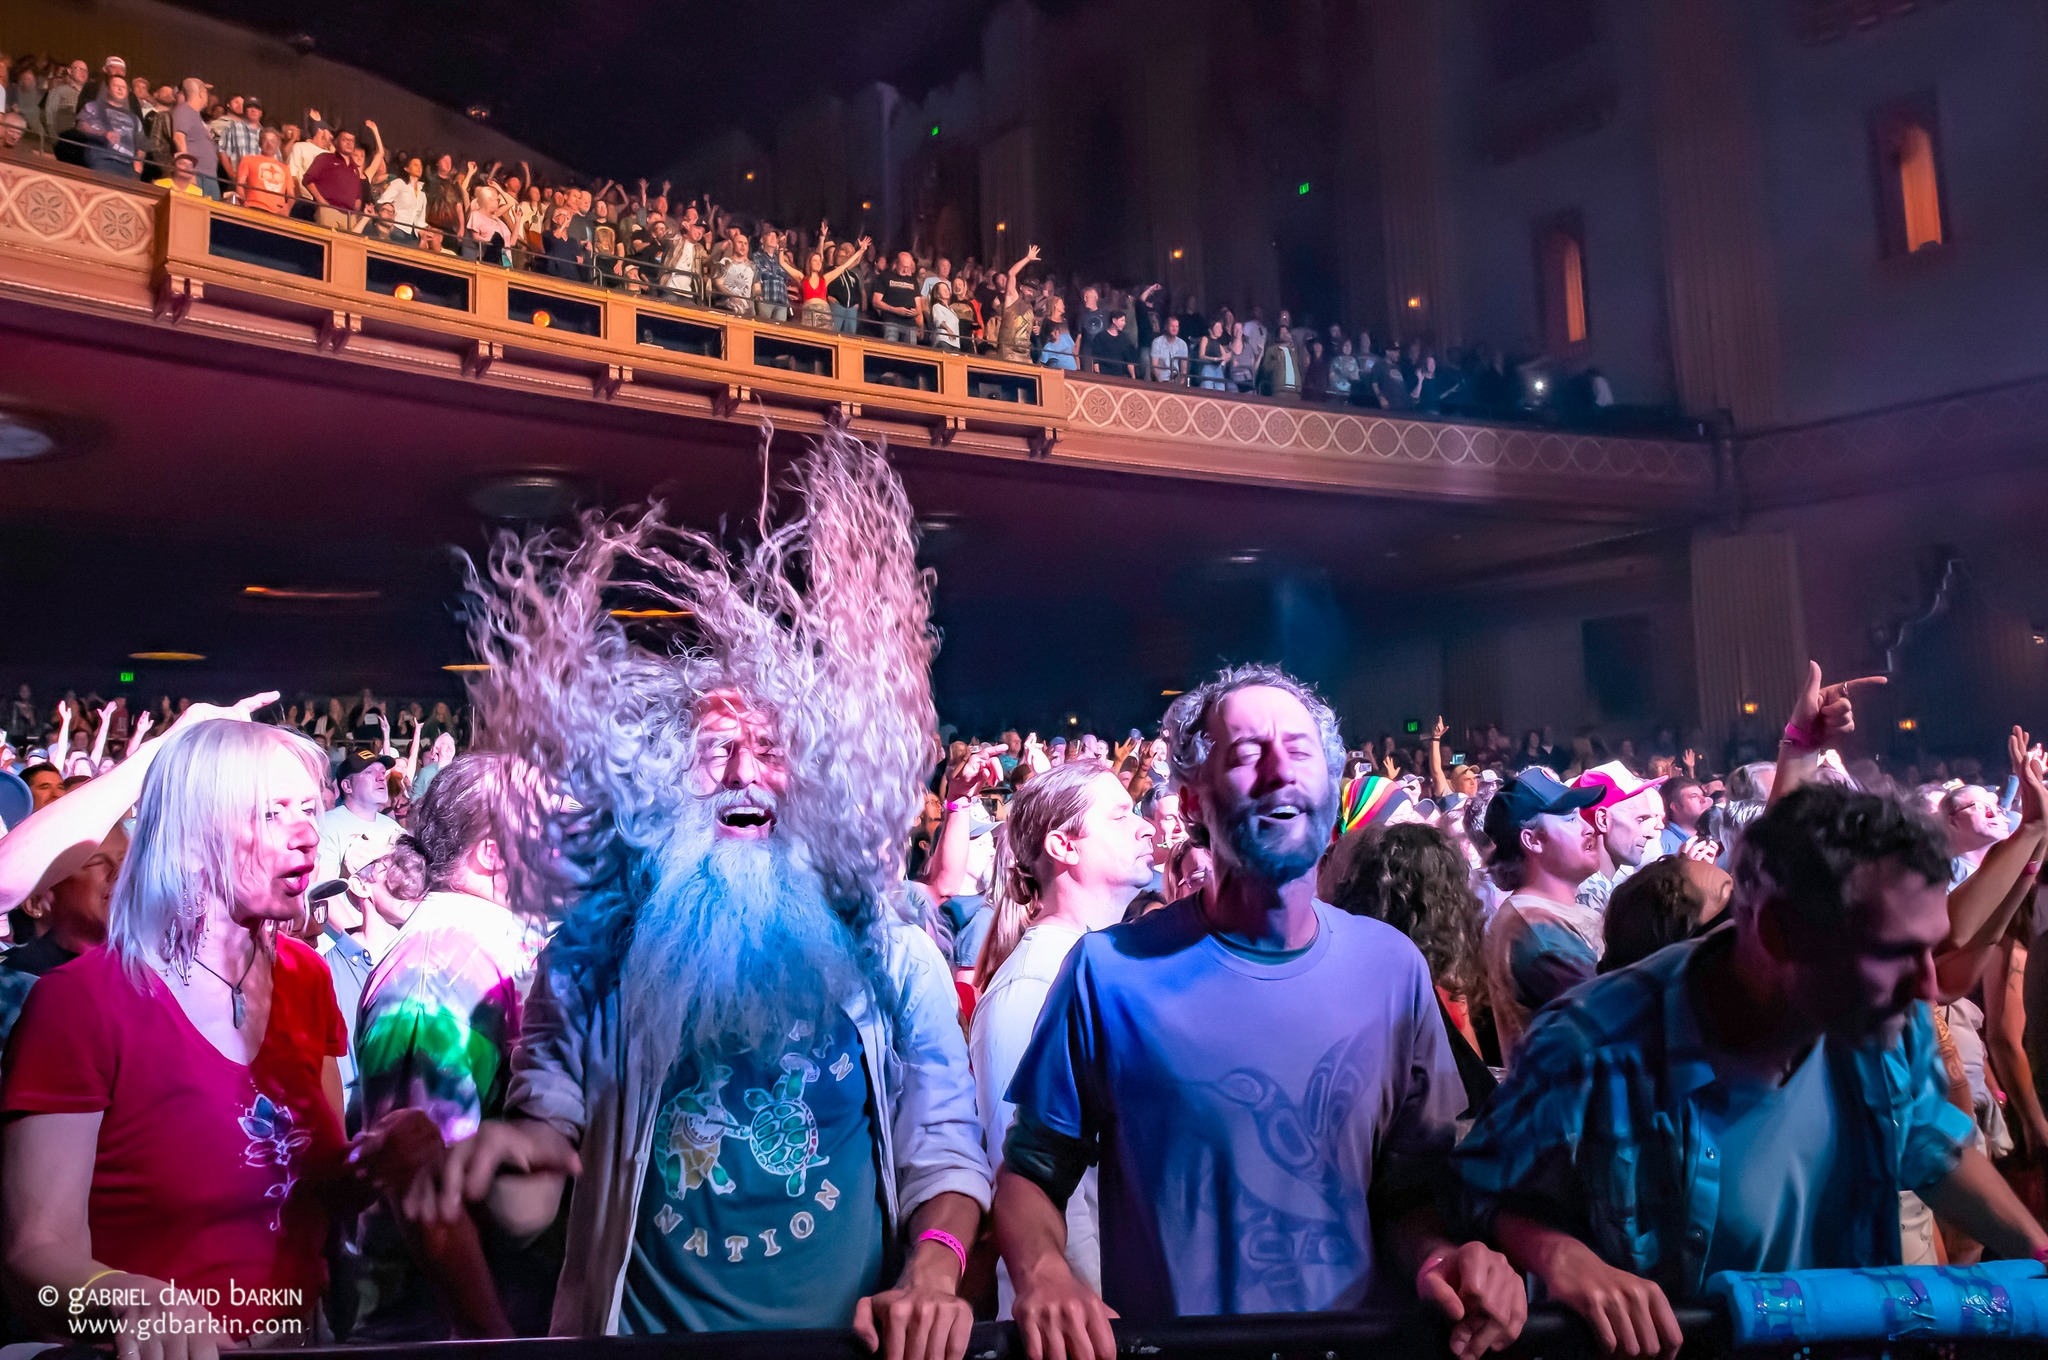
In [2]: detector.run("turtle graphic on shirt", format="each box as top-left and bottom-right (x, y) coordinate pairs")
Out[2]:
(734, 1052), (829, 1196)
(653, 1064), (740, 1201)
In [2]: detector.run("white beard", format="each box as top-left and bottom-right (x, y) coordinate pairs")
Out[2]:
(619, 792), (869, 1083)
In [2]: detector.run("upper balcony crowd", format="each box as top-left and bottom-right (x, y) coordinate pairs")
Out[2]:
(0, 43), (1665, 432)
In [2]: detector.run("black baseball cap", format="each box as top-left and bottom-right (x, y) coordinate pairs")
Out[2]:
(336, 746), (395, 781)
(1483, 767), (1603, 850)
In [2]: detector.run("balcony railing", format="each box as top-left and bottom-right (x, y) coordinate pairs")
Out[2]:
(0, 159), (1716, 511)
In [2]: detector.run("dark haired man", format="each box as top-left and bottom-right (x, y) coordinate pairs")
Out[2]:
(1458, 782), (2048, 1358)
(1658, 776), (1710, 857)
(1479, 769), (1604, 1065)
(17, 763), (62, 813)
(996, 664), (1526, 1360)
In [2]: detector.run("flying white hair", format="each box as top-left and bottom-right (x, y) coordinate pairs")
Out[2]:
(461, 425), (938, 992)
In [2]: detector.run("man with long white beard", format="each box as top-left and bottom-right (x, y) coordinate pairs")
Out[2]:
(404, 430), (991, 1360)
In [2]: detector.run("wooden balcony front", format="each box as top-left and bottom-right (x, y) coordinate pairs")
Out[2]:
(0, 159), (1713, 514)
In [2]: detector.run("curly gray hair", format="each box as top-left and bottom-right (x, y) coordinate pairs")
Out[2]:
(460, 425), (937, 991)
(1161, 662), (1346, 790)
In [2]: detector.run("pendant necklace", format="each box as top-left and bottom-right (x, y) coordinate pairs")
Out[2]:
(191, 949), (259, 1028)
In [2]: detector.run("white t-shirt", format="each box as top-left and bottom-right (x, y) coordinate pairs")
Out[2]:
(968, 919), (1100, 1315)
(287, 139), (325, 185)
(316, 803), (403, 887)
(378, 176), (427, 228)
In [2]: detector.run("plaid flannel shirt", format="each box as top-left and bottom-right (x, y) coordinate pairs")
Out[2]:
(1454, 928), (1973, 1299)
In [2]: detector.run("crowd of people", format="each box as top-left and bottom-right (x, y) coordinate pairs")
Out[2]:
(0, 428), (2042, 1360)
(0, 44), (1634, 427)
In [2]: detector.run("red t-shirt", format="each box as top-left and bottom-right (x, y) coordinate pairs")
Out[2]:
(1, 938), (347, 1331)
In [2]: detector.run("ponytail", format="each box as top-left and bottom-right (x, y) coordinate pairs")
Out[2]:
(971, 825), (1026, 992)
(971, 759), (1115, 991)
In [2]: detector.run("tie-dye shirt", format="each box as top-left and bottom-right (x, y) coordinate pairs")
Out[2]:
(349, 892), (550, 1341)
(356, 891), (548, 1141)
(1481, 890), (1604, 1068)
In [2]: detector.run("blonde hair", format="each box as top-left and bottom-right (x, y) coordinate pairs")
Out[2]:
(105, 720), (325, 989)
(972, 759), (1114, 991)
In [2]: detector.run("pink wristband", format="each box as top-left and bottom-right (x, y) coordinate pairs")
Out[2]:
(918, 1228), (968, 1276)
(1782, 718), (1824, 752)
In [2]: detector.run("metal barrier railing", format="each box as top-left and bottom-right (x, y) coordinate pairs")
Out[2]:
(279, 1302), (2046, 1360)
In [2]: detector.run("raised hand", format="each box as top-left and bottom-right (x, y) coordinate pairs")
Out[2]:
(2012, 726), (2047, 829)
(169, 691), (281, 733)
(1430, 715), (1448, 743)
(125, 709), (154, 757)
(944, 746), (1003, 802)
(90, 705), (112, 763)
(1784, 661), (1886, 753)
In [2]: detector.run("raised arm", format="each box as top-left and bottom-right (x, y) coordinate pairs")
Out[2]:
(1771, 661), (1885, 804)
(363, 118), (386, 180)
(88, 706), (111, 770)
(1427, 716), (1451, 799)
(0, 692), (277, 910)
(921, 746), (1003, 899)
(822, 237), (871, 284)
(1937, 734), (2047, 997)
(999, 244), (1042, 305)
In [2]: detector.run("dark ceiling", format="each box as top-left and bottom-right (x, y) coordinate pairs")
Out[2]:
(0, 315), (1672, 733)
(171, 0), (1006, 180)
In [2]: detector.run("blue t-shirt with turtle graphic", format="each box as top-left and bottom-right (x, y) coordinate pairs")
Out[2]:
(620, 1013), (885, 1332)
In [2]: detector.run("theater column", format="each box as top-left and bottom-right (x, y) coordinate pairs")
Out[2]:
(1691, 530), (1807, 752)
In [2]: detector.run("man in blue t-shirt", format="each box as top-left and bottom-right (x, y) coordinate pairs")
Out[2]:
(995, 665), (1527, 1360)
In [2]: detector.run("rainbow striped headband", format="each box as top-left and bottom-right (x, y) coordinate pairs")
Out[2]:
(1335, 774), (1411, 838)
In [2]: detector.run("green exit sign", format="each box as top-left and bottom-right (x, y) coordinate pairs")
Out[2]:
(1404, 719), (1421, 734)
(119, 671), (136, 683)
(1297, 180), (1312, 195)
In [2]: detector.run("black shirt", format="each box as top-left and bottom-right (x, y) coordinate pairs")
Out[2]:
(829, 265), (864, 309)
(1084, 327), (1140, 378)
(873, 273), (919, 318)
(3, 933), (79, 978)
